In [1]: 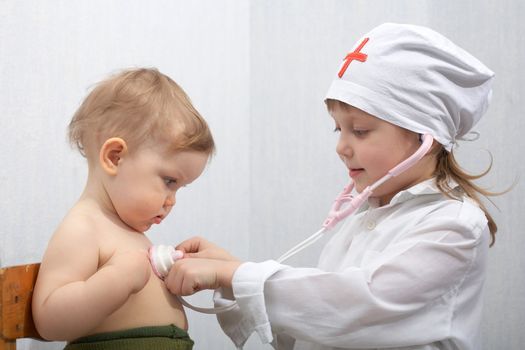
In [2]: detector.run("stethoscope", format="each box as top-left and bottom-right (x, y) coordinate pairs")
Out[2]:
(149, 134), (434, 314)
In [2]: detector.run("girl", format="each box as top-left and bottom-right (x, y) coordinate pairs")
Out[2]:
(164, 23), (496, 350)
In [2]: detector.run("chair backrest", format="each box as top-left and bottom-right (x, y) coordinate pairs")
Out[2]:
(0, 263), (45, 350)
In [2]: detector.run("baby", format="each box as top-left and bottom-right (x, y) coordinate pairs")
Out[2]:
(32, 68), (214, 349)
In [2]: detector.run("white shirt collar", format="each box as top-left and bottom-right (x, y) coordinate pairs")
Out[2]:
(366, 178), (460, 209)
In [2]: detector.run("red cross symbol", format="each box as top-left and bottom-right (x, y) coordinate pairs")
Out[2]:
(338, 37), (369, 78)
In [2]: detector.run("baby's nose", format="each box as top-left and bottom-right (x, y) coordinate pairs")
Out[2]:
(164, 195), (175, 208)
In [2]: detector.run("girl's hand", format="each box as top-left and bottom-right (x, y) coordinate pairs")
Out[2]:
(102, 249), (151, 293)
(164, 258), (241, 296)
(176, 236), (239, 261)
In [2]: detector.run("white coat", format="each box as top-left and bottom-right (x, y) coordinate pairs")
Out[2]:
(214, 179), (490, 349)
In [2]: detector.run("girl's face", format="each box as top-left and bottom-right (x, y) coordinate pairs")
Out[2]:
(331, 103), (436, 206)
(106, 145), (209, 233)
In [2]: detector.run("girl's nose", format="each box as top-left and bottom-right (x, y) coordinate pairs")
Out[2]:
(336, 134), (353, 159)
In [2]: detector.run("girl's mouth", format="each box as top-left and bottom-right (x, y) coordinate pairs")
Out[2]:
(349, 168), (364, 178)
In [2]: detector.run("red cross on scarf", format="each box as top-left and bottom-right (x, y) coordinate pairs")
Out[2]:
(338, 37), (369, 78)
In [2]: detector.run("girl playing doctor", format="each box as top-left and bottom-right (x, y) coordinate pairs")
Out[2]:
(164, 23), (497, 349)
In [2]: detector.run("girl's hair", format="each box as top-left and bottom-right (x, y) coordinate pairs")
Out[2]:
(434, 147), (498, 246)
(69, 68), (215, 159)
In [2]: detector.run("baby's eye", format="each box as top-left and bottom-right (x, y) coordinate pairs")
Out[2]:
(163, 177), (177, 187)
(333, 126), (341, 133)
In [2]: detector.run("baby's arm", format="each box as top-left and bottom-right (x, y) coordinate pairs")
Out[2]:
(32, 222), (150, 341)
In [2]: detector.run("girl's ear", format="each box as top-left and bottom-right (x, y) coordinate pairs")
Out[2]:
(99, 137), (128, 176)
(430, 140), (443, 154)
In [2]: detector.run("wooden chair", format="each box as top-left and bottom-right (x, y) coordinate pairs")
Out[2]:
(0, 263), (45, 350)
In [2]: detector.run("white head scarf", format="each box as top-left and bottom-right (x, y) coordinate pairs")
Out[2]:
(325, 23), (495, 151)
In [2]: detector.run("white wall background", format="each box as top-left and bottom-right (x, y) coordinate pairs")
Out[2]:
(1, 1), (523, 349)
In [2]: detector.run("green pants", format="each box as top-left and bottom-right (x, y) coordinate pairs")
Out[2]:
(63, 324), (194, 350)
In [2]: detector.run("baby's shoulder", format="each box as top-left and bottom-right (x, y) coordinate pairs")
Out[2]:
(56, 205), (96, 233)
(50, 202), (111, 246)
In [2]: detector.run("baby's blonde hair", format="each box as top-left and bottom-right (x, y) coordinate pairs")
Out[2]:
(69, 68), (215, 160)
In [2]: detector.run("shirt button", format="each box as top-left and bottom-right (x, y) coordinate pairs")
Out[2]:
(366, 221), (376, 230)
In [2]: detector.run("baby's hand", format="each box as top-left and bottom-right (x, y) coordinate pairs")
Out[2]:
(165, 258), (241, 296)
(176, 236), (239, 261)
(103, 249), (151, 293)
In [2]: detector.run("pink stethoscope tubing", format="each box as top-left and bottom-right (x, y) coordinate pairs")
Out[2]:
(277, 133), (434, 263)
(178, 134), (434, 314)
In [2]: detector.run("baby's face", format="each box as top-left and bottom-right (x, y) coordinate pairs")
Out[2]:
(331, 104), (436, 205)
(106, 144), (209, 232)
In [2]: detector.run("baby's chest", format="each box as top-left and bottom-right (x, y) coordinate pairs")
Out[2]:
(97, 228), (152, 267)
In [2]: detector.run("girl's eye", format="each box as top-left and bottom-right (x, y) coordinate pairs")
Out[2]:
(353, 129), (369, 136)
(333, 126), (341, 133)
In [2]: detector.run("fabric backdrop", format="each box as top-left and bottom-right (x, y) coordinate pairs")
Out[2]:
(1, 1), (523, 349)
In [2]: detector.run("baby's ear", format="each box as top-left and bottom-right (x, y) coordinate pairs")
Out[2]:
(99, 137), (128, 175)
